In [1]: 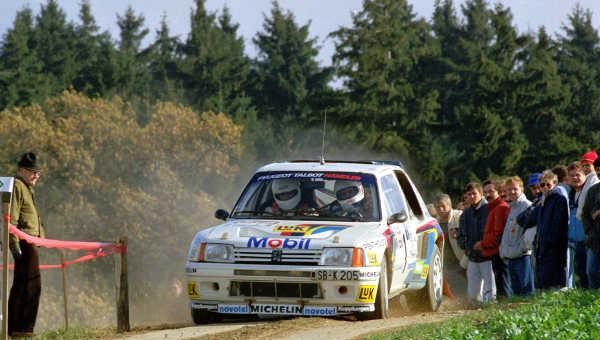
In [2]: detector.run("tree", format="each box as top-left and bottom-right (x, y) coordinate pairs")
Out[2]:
(430, 0), (528, 188)
(146, 14), (183, 102)
(250, 1), (332, 126)
(0, 8), (49, 109)
(115, 6), (151, 98)
(557, 5), (600, 149)
(180, 0), (251, 116)
(72, 0), (117, 97)
(331, 0), (440, 182)
(32, 0), (77, 91)
(515, 28), (571, 171)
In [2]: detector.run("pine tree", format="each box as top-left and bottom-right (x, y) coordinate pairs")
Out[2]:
(514, 28), (571, 171)
(32, 0), (77, 92)
(147, 14), (183, 102)
(116, 6), (151, 98)
(557, 5), (600, 149)
(331, 0), (440, 181)
(250, 1), (331, 126)
(72, 0), (117, 96)
(180, 0), (251, 116)
(432, 0), (528, 184)
(0, 8), (49, 109)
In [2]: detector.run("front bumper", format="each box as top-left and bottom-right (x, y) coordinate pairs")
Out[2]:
(185, 262), (380, 316)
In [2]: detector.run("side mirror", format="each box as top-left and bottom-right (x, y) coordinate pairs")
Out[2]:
(214, 209), (229, 221)
(387, 211), (408, 225)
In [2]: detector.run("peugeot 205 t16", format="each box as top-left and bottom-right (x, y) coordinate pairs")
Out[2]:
(185, 160), (443, 323)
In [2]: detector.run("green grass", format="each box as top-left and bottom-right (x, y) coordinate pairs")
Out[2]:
(367, 289), (600, 340)
(31, 326), (115, 339)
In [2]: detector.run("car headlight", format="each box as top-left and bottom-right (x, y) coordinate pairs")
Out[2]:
(320, 248), (365, 267)
(203, 243), (234, 263)
(320, 248), (353, 266)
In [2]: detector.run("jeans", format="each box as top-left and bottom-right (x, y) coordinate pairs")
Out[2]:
(508, 255), (535, 296)
(492, 255), (512, 297)
(467, 260), (496, 303)
(567, 241), (588, 288)
(586, 248), (600, 289)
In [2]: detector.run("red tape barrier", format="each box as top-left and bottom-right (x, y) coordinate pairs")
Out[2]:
(4, 223), (124, 270)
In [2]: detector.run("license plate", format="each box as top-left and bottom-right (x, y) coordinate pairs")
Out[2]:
(312, 270), (360, 281)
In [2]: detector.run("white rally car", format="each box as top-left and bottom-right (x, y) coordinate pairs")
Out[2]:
(186, 160), (443, 323)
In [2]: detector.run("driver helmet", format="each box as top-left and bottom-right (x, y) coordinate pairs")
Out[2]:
(272, 179), (301, 211)
(334, 180), (365, 209)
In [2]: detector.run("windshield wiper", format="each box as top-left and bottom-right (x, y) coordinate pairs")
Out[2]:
(232, 210), (275, 217)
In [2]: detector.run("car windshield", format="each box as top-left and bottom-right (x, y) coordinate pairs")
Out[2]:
(231, 171), (380, 222)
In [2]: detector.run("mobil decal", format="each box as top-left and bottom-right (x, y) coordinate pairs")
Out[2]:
(273, 224), (347, 236)
(247, 237), (312, 249)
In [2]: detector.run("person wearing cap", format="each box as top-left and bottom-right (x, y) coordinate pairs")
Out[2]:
(576, 151), (599, 222)
(527, 173), (543, 203)
(594, 157), (600, 180)
(8, 152), (45, 337)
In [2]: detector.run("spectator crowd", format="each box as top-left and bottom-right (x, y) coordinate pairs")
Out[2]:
(431, 150), (600, 304)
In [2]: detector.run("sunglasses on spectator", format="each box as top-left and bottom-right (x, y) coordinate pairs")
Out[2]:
(540, 182), (552, 188)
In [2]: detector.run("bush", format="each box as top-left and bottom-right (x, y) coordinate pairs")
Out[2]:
(0, 91), (243, 329)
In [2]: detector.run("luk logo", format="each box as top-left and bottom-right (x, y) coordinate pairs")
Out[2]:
(247, 237), (311, 249)
(356, 285), (376, 303)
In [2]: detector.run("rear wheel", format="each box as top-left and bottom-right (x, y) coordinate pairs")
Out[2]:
(356, 258), (390, 320)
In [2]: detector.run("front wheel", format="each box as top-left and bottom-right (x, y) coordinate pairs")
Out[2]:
(405, 245), (443, 312)
(356, 258), (390, 320)
(426, 246), (443, 311)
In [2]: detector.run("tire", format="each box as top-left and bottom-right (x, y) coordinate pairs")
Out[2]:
(426, 246), (443, 311)
(405, 246), (443, 312)
(356, 258), (390, 320)
(191, 308), (213, 324)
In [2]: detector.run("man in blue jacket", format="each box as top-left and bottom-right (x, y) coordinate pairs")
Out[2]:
(523, 171), (569, 289)
(458, 182), (493, 303)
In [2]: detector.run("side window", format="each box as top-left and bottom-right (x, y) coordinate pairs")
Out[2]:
(395, 170), (424, 217)
(380, 174), (408, 216)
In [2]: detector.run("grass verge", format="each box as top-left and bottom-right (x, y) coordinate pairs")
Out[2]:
(366, 289), (600, 340)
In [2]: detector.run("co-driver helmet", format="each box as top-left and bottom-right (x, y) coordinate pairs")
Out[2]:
(334, 180), (365, 209)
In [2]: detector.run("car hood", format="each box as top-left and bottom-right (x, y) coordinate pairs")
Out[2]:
(203, 219), (382, 249)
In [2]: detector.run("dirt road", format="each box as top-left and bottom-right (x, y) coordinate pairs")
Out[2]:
(116, 295), (471, 340)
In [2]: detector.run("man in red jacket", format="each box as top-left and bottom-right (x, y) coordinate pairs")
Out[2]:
(474, 179), (510, 297)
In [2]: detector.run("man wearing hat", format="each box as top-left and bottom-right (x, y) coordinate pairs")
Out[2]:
(577, 151), (599, 221)
(527, 173), (543, 204)
(8, 152), (45, 337)
(594, 157), (600, 180)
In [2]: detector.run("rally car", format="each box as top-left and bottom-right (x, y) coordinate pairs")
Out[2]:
(185, 160), (443, 323)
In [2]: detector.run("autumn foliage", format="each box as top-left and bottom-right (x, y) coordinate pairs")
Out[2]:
(0, 91), (243, 327)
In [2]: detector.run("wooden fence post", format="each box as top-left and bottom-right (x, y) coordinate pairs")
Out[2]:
(116, 237), (130, 332)
(60, 251), (69, 329)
